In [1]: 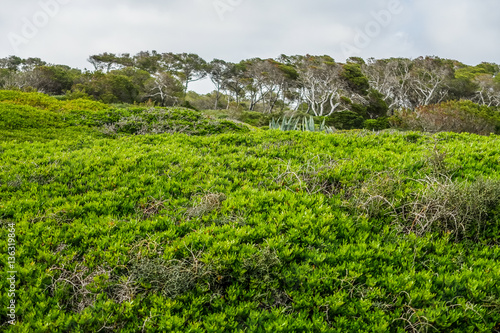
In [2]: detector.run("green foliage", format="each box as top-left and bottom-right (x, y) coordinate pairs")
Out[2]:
(348, 140), (500, 242)
(363, 117), (390, 131)
(455, 63), (498, 80)
(366, 90), (389, 118)
(72, 72), (140, 104)
(238, 110), (269, 127)
(455, 65), (489, 80)
(61, 98), (110, 112)
(0, 90), (247, 141)
(0, 127), (102, 143)
(0, 90), (110, 113)
(180, 100), (198, 110)
(327, 110), (365, 130)
(98, 107), (249, 136)
(1, 94), (500, 332)
(341, 63), (370, 94)
(0, 103), (66, 130)
(0, 90), (63, 111)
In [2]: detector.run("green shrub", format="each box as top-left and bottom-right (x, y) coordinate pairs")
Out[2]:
(60, 98), (110, 112)
(0, 90), (110, 113)
(2, 105), (500, 332)
(98, 107), (249, 136)
(405, 176), (500, 241)
(0, 90), (62, 111)
(239, 110), (269, 127)
(0, 103), (66, 130)
(327, 110), (365, 129)
(349, 168), (500, 241)
(363, 117), (390, 131)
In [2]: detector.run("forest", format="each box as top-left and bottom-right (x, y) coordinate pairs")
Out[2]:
(1, 52), (500, 332)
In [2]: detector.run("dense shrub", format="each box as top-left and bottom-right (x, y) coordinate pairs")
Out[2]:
(363, 117), (390, 131)
(326, 110), (365, 129)
(394, 100), (500, 135)
(0, 104), (66, 129)
(60, 98), (110, 112)
(238, 110), (269, 127)
(2, 93), (500, 332)
(1, 129), (500, 332)
(0, 90), (110, 113)
(0, 90), (62, 111)
(98, 107), (250, 136)
(351, 171), (500, 241)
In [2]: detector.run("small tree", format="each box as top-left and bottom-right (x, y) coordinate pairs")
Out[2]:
(144, 72), (183, 106)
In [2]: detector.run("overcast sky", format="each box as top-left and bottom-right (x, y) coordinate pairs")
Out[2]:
(1, 0), (499, 92)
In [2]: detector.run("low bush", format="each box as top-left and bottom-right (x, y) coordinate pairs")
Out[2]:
(0, 89), (110, 113)
(403, 176), (500, 241)
(0, 103), (66, 130)
(0, 90), (62, 111)
(349, 151), (500, 242)
(326, 110), (365, 130)
(363, 117), (390, 131)
(98, 107), (250, 136)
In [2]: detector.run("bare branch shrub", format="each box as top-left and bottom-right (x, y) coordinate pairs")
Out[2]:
(241, 247), (281, 283)
(136, 197), (167, 220)
(185, 192), (227, 219)
(350, 171), (500, 241)
(350, 169), (405, 219)
(130, 250), (214, 298)
(403, 176), (500, 240)
(395, 101), (499, 135)
(274, 155), (341, 196)
(48, 264), (113, 313)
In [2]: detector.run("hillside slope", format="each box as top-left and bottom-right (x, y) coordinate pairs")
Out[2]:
(1, 93), (500, 332)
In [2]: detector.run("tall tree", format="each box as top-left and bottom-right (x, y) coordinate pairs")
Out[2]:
(473, 74), (500, 107)
(88, 53), (120, 72)
(408, 56), (454, 107)
(295, 55), (345, 116)
(133, 51), (162, 74)
(362, 57), (413, 110)
(207, 58), (230, 109)
(221, 62), (246, 107)
(161, 53), (207, 96)
(0, 56), (23, 71)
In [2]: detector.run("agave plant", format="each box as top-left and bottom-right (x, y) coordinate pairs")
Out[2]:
(270, 116), (336, 133)
(269, 116), (300, 131)
(302, 116), (316, 132)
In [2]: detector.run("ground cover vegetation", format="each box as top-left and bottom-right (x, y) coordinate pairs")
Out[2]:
(0, 90), (500, 332)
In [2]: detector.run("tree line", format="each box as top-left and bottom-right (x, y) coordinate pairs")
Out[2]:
(1, 52), (499, 118)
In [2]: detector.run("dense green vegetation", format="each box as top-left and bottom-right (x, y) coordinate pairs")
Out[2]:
(2, 54), (500, 135)
(0, 91), (250, 143)
(1, 91), (500, 332)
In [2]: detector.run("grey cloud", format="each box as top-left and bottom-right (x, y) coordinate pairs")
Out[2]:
(0, 0), (498, 71)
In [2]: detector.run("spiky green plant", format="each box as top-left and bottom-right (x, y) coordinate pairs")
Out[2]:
(302, 116), (316, 132)
(269, 116), (300, 131)
(270, 116), (336, 133)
